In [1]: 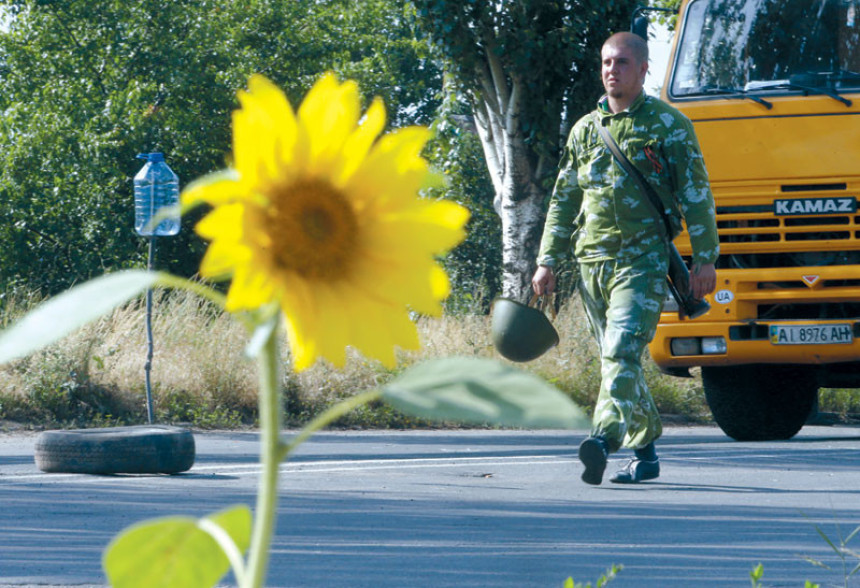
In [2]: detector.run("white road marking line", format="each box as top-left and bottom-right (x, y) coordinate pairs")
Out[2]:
(0, 452), (791, 484)
(274, 459), (574, 474)
(0, 455), (572, 484)
(193, 454), (571, 472)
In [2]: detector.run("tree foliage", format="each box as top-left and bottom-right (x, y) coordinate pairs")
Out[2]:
(0, 0), (233, 295)
(410, 0), (639, 301)
(0, 0), (447, 298)
(2, 0), (628, 311)
(414, 0), (628, 170)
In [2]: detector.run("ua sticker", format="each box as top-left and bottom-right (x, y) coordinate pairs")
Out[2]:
(714, 289), (734, 304)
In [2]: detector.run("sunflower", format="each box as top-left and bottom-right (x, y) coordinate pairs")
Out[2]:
(182, 74), (469, 371)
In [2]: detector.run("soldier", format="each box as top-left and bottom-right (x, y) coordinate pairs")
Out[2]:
(531, 32), (719, 485)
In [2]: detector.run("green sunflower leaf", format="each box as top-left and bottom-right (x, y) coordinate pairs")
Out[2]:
(0, 270), (161, 365)
(381, 357), (589, 429)
(103, 504), (252, 588)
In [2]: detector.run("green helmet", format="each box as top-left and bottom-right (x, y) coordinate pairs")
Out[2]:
(491, 297), (559, 362)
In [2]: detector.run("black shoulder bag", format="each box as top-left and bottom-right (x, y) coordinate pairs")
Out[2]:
(591, 112), (709, 319)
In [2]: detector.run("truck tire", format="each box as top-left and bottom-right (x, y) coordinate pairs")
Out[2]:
(35, 425), (195, 474)
(701, 364), (817, 441)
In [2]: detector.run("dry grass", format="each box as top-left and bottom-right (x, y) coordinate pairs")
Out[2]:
(96, 292), (259, 422)
(0, 288), (719, 429)
(0, 290), (257, 428)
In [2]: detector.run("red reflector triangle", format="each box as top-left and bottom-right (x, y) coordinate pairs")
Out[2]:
(802, 275), (820, 287)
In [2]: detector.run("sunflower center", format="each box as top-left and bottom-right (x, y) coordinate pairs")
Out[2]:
(267, 179), (358, 279)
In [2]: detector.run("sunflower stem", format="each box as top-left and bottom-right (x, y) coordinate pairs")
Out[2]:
(243, 327), (282, 588)
(278, 389), (382, 461)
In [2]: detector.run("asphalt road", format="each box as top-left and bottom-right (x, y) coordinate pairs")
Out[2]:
(1, 425), (859, 587)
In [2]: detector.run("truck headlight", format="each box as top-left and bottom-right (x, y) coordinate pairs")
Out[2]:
(701, 337), (727, 354)
(669, 336), (726, 356)
(670, 337), (699, 355)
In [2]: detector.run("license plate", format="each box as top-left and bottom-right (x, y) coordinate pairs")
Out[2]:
(769, 324), (853, 345)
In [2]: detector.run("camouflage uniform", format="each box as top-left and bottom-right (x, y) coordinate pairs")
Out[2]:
(537, 91), (719, 452)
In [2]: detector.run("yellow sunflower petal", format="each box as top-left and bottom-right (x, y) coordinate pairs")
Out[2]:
(282, 279), (358, 371)
(395, 199), (471, 251)
(336, 96), (386, 185)
(232, 105), (267, 187)
(298, 73), (361, 176)
(234, 75), (300, 187)
(283, 314), (317, 372)
(225, 265), (275, 313)
(279, 277), (320, 371)
(199, 240), (249, 279)
(248, 75), (299, 161)
(312, 284), (352, 368)
(346, 126), (433, 209)
(372, 126), (433, 177)
(346, 295), (420, 368)
(279, 274), (317, 331)
(195, 203), (245, 242)
(352, 255), (445, 316)
(181, 170), (243, 208)
(347, 199), (467, 315)
(428, 263), (452, 305)
(365, 202), (469, 264)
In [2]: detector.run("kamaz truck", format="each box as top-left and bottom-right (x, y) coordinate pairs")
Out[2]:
(643, 0), (860, 440)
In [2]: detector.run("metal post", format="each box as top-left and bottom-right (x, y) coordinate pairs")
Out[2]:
(144, 237), (156, 424)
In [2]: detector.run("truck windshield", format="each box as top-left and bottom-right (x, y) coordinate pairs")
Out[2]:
(670, 0), (860, 97)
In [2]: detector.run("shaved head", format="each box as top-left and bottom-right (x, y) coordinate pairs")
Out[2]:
(603, 32), (649, 65)
(600, 31), (649, 111)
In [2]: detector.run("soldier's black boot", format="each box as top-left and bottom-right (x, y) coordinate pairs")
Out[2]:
(610, 442), (660, 484)
(578, 436), (609, 485)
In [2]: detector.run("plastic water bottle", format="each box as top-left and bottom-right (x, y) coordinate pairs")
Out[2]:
(133, 152), (180, 236)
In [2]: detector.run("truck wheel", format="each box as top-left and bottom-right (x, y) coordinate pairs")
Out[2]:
(35, 425), (195, 474)
(701, 365), (817, 441)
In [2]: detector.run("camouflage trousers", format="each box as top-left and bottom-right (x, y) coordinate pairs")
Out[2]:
(578, 251), (669, 452)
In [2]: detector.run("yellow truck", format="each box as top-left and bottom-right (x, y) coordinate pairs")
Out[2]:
(640, 0), (860, 440)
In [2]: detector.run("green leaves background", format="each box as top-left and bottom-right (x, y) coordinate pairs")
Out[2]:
(0, 0), (444, 298)
(0, 0), (639, 310)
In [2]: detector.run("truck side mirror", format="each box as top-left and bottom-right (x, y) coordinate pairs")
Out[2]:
(631, 13), (649, 41)
(630, 6), (676, 42)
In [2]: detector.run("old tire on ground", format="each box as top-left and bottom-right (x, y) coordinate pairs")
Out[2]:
(35, 425), (195, 474)
(701, 364), (818, 441)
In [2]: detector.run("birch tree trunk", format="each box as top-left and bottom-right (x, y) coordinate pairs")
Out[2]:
(470, 44), (551, 303)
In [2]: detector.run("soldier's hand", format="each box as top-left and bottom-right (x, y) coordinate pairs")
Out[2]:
(690, 263), (716, 300)
(532, 265), (556, 296)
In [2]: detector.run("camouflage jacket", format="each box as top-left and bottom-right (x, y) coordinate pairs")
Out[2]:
(537, 92), (719, 268)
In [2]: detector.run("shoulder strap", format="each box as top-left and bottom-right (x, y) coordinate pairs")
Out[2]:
(590, 112), (674, 240)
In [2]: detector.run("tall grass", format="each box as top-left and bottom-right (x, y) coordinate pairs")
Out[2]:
(2, 287), (852, 429)
(0, 289), (257, 428)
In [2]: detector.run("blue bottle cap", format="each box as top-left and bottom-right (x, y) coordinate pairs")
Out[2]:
(136, 152), (165, 163)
